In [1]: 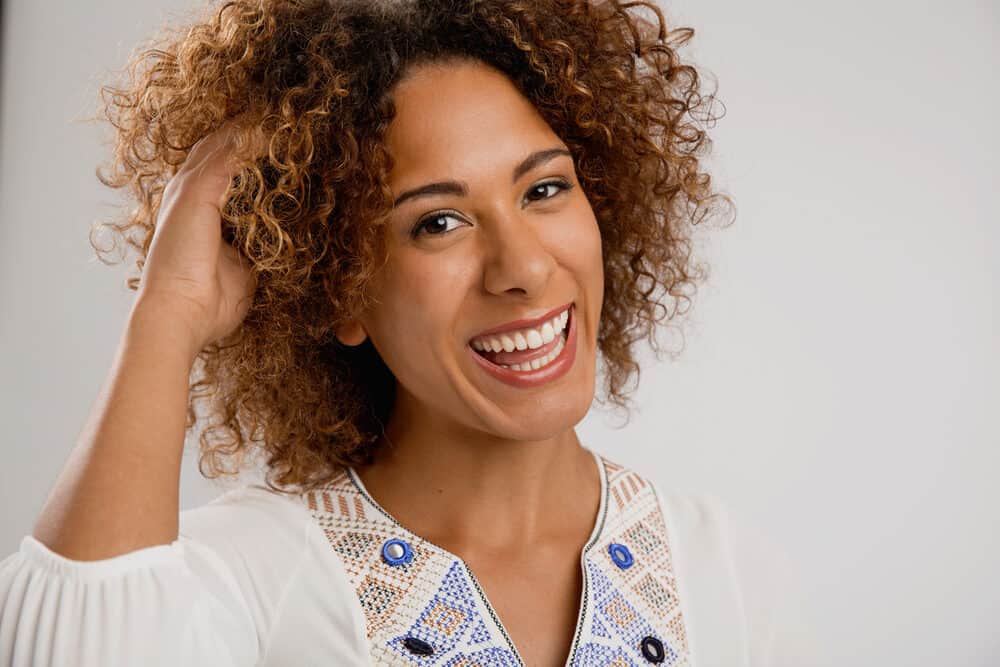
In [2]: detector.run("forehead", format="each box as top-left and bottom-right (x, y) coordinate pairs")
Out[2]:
(384, 60), (562, 184)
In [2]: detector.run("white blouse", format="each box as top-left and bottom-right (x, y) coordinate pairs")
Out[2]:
(0, 448), (811, 666)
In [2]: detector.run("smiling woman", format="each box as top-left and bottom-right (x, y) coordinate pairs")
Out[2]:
(0, 1), (806, 666)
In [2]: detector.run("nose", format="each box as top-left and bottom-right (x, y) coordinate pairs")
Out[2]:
(480, 209), (557, 299)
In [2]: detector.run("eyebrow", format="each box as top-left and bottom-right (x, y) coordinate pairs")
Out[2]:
(392, 147), (573, 208)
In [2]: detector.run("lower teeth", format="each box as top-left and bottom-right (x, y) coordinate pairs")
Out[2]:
(497, 331), (566, 371)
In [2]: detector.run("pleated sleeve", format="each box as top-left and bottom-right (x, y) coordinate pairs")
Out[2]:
(0, 485), (317, 667)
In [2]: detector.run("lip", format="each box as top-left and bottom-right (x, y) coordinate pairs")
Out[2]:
(468, 301), (574, 342)
(468, 303), (577, 388)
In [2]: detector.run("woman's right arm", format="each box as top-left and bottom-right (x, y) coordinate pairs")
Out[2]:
(0, 127), (265, 667)
(28, 301), (202, 560)
(30, 126), (256, 561)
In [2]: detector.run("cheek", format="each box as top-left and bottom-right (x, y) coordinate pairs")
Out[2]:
(587, 217), (604, 270)
(553, 208), (604, 330)
(368, 254), (473, 363)
(550, 207), (604, 279)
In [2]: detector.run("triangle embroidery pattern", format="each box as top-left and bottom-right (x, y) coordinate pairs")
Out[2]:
(301, 455), (691, 666)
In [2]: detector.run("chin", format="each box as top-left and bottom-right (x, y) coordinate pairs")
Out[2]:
(479, 374), (596, 441)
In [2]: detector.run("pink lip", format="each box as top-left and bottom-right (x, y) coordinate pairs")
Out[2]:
(469, 301), (573, 341)
(468, 304), (578, 388)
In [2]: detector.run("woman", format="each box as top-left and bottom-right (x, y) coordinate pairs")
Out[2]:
(0, 0), (794, 665)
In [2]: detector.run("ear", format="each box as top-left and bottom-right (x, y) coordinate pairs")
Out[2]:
(335, 319), (369, 347)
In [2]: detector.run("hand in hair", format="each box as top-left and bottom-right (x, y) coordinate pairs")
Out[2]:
(135, 124), (258, 355)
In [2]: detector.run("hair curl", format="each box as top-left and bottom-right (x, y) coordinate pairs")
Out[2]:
(90, 0), (734, 495)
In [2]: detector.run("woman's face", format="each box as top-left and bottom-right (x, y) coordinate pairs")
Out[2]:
(340, 58), (604, 442)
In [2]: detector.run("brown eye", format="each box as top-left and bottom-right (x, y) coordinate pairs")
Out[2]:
(525, 179), (573, 202)
(411, 211), (466, 239)
(409, 179), (574, 240)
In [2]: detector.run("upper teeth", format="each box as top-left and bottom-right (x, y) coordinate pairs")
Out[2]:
(471, 307), (570, 353)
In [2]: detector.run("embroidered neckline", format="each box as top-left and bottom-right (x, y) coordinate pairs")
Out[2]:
(304, 451), (691, 666)
(343, 446), (611, 666)
(344, 446), (610, 562)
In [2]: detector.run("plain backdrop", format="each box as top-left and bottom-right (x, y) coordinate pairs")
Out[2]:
(1, 1), (996, 665)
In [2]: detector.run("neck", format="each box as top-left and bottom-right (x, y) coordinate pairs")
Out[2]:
(353, 398), (600, 559)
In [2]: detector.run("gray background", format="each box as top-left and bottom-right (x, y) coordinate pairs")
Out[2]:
(1, 1), (996, 665)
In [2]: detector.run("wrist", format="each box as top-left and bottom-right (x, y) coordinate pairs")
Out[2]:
(126, 297), (206, 365)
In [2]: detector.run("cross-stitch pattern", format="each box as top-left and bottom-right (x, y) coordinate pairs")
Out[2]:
(300, 451), (690, 666)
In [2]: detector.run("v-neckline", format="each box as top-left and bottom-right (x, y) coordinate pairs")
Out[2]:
(345, 446), (610, 667)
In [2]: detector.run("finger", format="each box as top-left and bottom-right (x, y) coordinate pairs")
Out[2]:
(187, 128), (242, 209)
(190, 124), (269, 215)
(183, 123), (239, 177)
(158, 128), (241, 244)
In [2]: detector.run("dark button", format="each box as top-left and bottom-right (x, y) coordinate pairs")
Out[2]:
(608, 542), (634, 569)
(403, 636), (434, 655)
(381, 538), (413, 566)
(640, 635), (665, 663)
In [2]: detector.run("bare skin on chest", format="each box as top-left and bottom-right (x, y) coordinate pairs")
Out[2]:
(356, 445), (602, 665)
(461, 543), (586, 667)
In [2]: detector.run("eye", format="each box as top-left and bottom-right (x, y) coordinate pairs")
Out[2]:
(525, 178), (573, 202)
(410, 211), (467, 239)
(409, 178), (574, 239)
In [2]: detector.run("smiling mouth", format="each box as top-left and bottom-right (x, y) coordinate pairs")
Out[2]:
(469, 304), (573, 372)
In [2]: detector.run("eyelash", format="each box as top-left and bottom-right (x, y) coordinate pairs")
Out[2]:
(410, 178), (575, 239)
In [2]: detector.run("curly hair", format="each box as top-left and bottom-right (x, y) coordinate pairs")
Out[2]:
(90, 0), (734, 495)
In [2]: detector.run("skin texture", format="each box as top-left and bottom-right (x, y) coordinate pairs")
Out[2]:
(31, 2), (730, 662)
(69, 0), (730, 659)
(337, 60), (605, 664)
(31, 131), (258, 561)
(90, 0), (732, 491)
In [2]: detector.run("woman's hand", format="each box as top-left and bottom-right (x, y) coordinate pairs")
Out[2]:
(30, 126), (262, 561)
(133, 126), (258, 354)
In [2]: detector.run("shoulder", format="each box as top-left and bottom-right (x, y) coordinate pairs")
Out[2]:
(177, 483), (316, 579)
(177, 482), (368, 662)
(595, 455), (777, 578)
(179, 483), (314, 545)
(646, 483), (811, 664)
(595, 453), (808, 663)
(595, 452), (729, 536)
(595, 454), (738, 588)
(176, 484), (316, 615)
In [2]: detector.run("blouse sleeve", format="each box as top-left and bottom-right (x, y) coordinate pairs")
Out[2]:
(0, 486), (314, 667)
(654, 484), (820, 667)
(723, 498), (820, 667)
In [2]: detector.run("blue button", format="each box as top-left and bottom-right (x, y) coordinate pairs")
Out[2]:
(608, 542), (634, 569)
(382, 538), (413, 566)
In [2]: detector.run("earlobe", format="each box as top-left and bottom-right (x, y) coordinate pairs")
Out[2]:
(335, 320), (368, 347)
